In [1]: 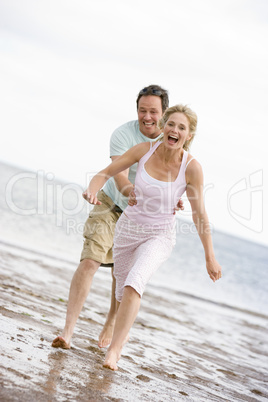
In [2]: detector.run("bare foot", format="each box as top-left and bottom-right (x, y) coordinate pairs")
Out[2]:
(103, 349), (120, 371)
(98, 320), (115, 348)
(51, 336), (70, 349)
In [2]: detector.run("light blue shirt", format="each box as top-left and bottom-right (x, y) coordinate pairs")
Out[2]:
(103, 120), (161, 210)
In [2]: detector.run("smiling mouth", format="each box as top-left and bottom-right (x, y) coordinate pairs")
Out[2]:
(168, 135), (178, 143)
(144, 122), (154, 127)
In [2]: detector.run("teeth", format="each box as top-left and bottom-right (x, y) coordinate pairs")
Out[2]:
(169, 135), (178, 140)
(144, 123), (153, 126)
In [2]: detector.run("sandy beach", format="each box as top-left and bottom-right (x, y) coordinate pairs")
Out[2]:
(1, 239), (267, 402)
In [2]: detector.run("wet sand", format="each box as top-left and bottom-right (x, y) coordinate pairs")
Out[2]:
(0, 240), (268, 402)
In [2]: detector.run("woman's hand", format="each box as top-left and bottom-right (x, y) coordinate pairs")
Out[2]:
(128, 186), (137, 206)
(206, 258), (222, 282)
(82, 190), (102, 205)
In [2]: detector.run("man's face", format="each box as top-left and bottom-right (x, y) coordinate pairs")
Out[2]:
(137, 95), (163, 138)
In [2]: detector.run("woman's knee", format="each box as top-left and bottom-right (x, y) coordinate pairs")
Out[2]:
(124, 285), (141, 299)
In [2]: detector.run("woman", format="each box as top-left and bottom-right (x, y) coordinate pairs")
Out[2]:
(83, 104), (222, 370)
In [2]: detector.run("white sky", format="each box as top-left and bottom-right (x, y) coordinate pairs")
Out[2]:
(0, 0), (268, 246)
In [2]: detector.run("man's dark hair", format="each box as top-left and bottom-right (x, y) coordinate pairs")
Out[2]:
(136, 85), (169, 113)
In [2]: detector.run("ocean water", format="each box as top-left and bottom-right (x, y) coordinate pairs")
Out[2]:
(152, 225), (268, 316)
(0, 161), (267, 317)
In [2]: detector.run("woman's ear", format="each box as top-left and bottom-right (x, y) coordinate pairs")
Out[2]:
(186, 133), (192, 141)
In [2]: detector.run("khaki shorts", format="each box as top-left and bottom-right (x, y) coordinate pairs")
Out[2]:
(80, 190), (122, 266)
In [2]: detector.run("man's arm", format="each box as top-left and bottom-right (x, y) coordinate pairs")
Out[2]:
(83, 143), (148, 205)
(109, 123), (137, 198)
(111, 156), (134, 198)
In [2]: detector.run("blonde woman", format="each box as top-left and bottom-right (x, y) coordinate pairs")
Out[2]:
(83, 104), (222, 370)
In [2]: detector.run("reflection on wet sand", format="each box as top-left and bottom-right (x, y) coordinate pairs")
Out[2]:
(43, 351), (66, 397)
(43, 349), (116, 400)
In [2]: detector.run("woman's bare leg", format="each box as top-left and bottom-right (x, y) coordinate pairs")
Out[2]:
(103, 286), (141, 370)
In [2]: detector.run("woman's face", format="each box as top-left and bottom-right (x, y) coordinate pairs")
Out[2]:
(163, 112), (192, 150)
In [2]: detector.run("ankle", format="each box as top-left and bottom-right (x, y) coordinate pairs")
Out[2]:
(105, 313), (116, 325)
(61, 329), (73, 343)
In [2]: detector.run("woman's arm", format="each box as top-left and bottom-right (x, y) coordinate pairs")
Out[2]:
(83, 142), (149, 205)
(186, 161), (222, 282)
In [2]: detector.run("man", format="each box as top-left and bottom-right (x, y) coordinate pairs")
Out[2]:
(52, 85), (181, 349)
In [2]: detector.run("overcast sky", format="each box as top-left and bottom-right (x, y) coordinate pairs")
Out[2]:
(0, 0), (267, 246)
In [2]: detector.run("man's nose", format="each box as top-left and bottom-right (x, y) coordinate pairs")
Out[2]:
(144, 112), (151, 120)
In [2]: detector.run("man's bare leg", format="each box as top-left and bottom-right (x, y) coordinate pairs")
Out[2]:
(103, 286), (141, 371)
(98, 268), (117, 348)
(52, 258), (100, 349)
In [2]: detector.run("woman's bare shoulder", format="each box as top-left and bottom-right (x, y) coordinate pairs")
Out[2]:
(186, 154), (201, 168)
(131, 141), (151, 158)
(185, 155), (203, 183)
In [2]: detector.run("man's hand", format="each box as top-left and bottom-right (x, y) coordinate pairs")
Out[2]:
(128, 186), (137, 206)
(173, 198), (184, 214)
(82, 190), (102, 205)
(128, 191), (185, 212)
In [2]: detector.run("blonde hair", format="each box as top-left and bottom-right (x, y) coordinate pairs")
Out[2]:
(158, 104), (198, 151)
